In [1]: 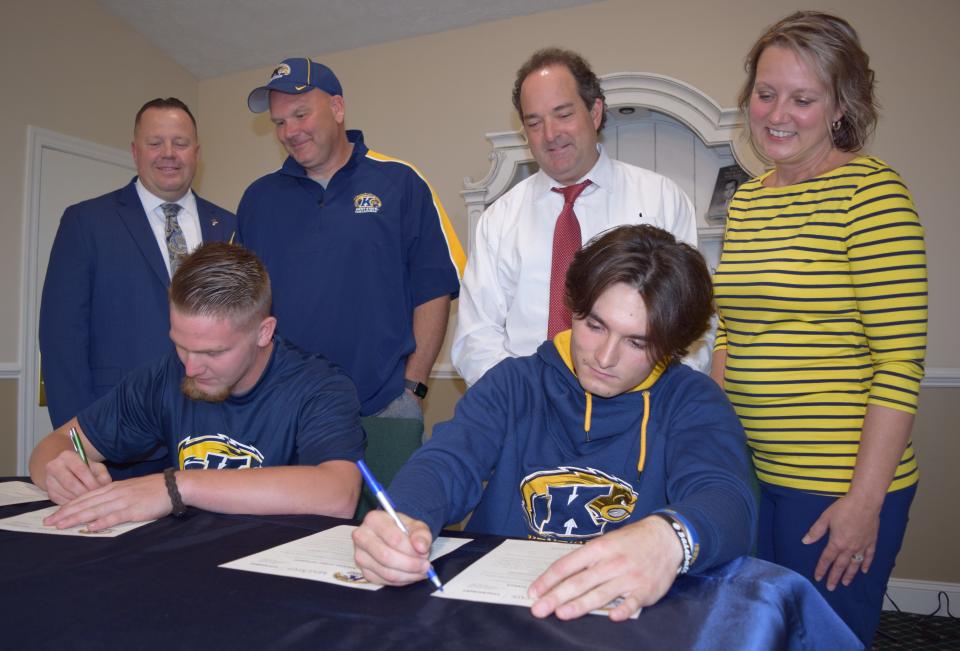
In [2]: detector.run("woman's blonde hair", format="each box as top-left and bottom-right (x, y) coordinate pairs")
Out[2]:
(738, 11), (878, 152)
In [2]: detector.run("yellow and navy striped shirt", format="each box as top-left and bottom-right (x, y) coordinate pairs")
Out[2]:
(714, 156), (926, 494)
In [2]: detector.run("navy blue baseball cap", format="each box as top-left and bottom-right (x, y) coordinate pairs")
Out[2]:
(247, 57), (343, 113)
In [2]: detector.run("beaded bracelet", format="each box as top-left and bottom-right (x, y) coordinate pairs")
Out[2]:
(667, 509), (700, 566)
(651, 510), (699, 575)
(163, 467), (188, 519)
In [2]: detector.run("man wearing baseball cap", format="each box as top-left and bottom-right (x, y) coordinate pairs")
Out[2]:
(239, 58), (464, 427)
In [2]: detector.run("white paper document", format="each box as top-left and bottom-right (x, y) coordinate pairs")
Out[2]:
(0, 481), (49, 506)
(431, 538), (641, 618)
(220, 524), (472, 591)
(0, 505), (154, 537)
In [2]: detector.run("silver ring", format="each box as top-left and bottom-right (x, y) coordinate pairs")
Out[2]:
(852, 553), (865, 563)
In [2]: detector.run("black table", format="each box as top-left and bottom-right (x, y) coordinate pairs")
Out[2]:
(0, 483), (861, 650)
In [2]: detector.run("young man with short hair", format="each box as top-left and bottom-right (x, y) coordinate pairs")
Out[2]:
(30, 242), (365, 530)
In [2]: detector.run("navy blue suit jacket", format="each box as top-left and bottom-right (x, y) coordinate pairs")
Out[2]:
(39, 178), (237, 432)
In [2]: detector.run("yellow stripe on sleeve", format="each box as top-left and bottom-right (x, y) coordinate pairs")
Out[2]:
(366, 150), (466, 277)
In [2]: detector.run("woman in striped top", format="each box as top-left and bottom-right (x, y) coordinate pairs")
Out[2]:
(712, 12), (926, 646)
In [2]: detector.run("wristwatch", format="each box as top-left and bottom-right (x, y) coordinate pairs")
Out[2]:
(404, 379), (428, 398)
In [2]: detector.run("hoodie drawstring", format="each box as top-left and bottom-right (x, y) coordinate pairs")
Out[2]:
(637, 390), (650, 472)
(583, 392), (592, 440)
(583, 389), (649, 468)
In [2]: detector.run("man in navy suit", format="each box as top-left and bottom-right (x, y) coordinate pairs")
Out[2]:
(39, 97), (236, 476)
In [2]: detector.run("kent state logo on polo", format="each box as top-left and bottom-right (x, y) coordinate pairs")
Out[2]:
(520, 466), (638, 539)
(353, 193), (383, 214)
(177, 433), (266, 470)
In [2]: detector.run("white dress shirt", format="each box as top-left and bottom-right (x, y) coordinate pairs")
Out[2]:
(135, 179), (203, 277)
(452, 146), (707, 385)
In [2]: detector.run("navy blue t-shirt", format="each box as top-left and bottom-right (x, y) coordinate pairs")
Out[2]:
(78, 337), (365, 470)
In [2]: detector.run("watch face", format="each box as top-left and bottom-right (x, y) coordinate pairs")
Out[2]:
(406, 380), (428, 398)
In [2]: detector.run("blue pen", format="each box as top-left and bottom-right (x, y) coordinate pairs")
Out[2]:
(356, 460), (443, 591)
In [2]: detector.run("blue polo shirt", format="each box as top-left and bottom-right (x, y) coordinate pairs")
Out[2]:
(238, 131), (462, 415)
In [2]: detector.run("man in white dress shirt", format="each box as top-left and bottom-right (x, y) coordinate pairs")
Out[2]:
(452, 48), (700, 385)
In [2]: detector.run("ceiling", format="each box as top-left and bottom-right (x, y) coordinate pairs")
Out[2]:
(97, 0), (599, 79)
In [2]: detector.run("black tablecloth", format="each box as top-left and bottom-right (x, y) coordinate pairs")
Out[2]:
(0, 482), (862, 650)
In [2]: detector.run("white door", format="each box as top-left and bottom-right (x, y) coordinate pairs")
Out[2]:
(19, 128), (134, 473)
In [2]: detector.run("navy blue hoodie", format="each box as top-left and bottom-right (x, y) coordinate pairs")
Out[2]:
(389, 331), (756, 573)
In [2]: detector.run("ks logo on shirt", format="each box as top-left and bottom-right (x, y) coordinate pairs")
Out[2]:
(353, 193), (382, 214)
(520, 466), (638, 539)
(177, 433), (265, 470)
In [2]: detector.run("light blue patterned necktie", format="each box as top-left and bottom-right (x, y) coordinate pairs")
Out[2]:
(162, 202), (187, 277)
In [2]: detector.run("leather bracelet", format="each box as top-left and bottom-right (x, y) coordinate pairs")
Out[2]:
(163, 467), (188, 519)
(651, 510), (697, 575)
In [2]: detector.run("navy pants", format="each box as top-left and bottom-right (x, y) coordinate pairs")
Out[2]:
(758, 481), (916, 647)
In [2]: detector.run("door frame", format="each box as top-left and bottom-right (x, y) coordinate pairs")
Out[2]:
(17, 127), (133, 473)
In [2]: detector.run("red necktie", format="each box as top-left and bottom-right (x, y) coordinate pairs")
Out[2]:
(547, 179), (592, 339)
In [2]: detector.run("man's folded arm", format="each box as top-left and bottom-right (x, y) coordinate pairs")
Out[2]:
(174, 460), (361, 519)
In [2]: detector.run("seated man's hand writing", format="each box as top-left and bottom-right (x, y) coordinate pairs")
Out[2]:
(352, 510), (434, 585)
(29, 418), (111, 505)
(42, 449), (111, 505)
